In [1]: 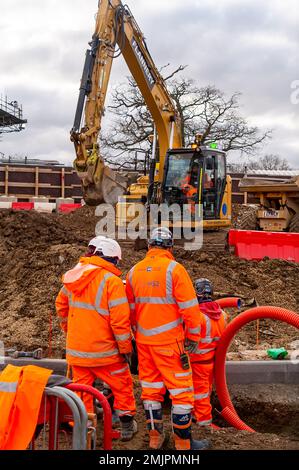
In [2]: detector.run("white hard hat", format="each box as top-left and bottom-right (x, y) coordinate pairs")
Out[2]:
(148, 227), (173, 248)
(88, 236), (122, 260)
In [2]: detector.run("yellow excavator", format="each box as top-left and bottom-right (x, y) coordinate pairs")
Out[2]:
(71, 0), (231, 231)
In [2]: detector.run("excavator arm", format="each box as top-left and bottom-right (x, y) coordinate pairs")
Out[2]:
(71, 0), (182, 205)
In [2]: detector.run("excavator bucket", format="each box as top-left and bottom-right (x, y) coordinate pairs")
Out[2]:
(228, 229), (299, 262)
(79, 156), (128, 206)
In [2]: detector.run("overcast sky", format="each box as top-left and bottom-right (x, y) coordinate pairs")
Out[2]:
(0, 0), (298, 167)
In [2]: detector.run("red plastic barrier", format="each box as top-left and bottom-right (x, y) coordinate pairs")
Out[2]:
(58, 203), (82, 214)
(228, 229), (299, 262)
(12, 202), (34, 211)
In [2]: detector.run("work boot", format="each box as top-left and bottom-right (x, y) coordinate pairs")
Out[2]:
(172, 408), (210, 451)
(119, 415), (138, 441)
(144, 401), (166, 449)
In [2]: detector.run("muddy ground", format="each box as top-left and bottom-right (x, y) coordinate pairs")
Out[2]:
(96, 382), (299, 451)
(0, 205), (298, 356)
(0, 204), (298, 450)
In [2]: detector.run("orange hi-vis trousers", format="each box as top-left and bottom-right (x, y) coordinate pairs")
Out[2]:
(137, 342), (194, 408)
(71, 362), (136, 416)
(191, 361), (214, 426)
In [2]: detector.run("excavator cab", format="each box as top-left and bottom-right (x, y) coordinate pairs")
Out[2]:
(162, 146), (231, 226)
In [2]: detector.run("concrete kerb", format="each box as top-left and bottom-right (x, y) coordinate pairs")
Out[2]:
(0, 358), (298, 384)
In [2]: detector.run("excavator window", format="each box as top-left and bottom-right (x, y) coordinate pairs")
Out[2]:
(163, 152), (202, 210)
(202, 152), (226, 219)
(164, 153), (194, 189)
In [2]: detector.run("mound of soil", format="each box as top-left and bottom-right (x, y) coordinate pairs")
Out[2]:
(0, 205), (298, 451)
(0, 205), (298, 356)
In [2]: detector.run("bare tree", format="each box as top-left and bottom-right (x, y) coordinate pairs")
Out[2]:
(253, 154), (291, 171)
(101, 66), (271, 167)
(229, 154), (292, 173)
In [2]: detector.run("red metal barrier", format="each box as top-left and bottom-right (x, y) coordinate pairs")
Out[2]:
(228, 229), (299, 262)
(35, 384), (114, 450)
(58, 203), (82, 213)
(66, 383), (114, 450)
(12, 202), (34, 211)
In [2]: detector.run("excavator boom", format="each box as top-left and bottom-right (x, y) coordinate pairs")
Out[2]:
(71, 0), (182, 205)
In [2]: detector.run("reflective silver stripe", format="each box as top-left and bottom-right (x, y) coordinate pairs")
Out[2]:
(204, 314), (211, 338)
(95, 273), (114, 313)
(128, 267), (135, 296)
(177, 298), (198, 309)
(169, 386), (193, 397)
(166, 260), (177, 297)
(135, 296), (176, 305)
(137, 317), (183, 336)
(114, 409), (133, 417)
(129, 303), (135, 309)
(172, 404), (193, 414)
(144, 400), (162, 410)
(61, 286), (69, 296)
(141, 381), (164, 389)
(66, 348), (118, 358)
(114, 333), (131, 341)
(0, 382), (17, 393)
(175, 371), (192, 378)
(201, 336), (220, 344)
(110, 365), (129, 375)
(97, 308), (109, 316)
(70, 300), (96, 311)
(188, 326), (201, 335)
(194, 392), (210, 400)
(194, 348), (215, 355)
(108, 297), (128, 309)
(197, 419), (212, 426)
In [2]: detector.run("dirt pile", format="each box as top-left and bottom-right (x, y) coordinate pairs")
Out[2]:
(0, 210), (87, 354)
(0, 205), (298, 356)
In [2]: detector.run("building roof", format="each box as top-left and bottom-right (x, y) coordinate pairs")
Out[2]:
(0, 156), (66, 167)
(246, 170), (299, 177)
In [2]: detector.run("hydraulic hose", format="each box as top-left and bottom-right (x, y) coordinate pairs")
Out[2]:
(216, 297), (242, 310)
(214, 306), (299, 432)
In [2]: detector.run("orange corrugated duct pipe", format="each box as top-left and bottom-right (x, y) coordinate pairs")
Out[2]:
(214, 306), (299, 432)
(216, 297), (242, 309)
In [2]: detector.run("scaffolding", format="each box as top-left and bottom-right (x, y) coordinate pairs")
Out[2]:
(0, 96), (27, 133)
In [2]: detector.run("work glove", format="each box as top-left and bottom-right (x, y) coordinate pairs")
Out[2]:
(184, 338), (199, 354)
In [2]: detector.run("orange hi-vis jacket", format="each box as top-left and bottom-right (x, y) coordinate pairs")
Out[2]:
(126, 248), (203, 346)
(0, 364), (52, 450)
(56, 256), (132, 367)
(190, 301), (227, 362)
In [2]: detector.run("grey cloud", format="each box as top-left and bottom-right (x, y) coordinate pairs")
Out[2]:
(0, 0), (298, 167)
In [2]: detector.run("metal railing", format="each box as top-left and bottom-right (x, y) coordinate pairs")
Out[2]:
(0, 96), (27, 133)
(30, 384), (114, 450)
(0, 96), (23, 119)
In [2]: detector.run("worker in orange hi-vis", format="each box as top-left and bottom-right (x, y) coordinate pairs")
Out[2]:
(126, 227), (210, 451)
(55, 236), (137, 441)
(190, 279), (227, 428)
(180, 163), (199, 215)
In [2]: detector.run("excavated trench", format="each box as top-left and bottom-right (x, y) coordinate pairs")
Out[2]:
(212, 384), (299, 438)
(109, 383), (299, 451)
